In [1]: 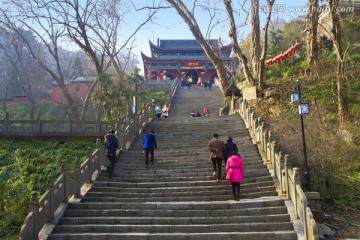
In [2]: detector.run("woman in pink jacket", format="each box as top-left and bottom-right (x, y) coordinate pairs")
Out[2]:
(226, 152), (244, 201)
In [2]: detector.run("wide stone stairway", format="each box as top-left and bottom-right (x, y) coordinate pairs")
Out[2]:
(48, 85), (298, 239)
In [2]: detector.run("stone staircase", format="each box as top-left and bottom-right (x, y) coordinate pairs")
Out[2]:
(47, 85), (298, 239)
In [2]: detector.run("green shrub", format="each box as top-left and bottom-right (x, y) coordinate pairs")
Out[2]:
(0, 140), (95, 237)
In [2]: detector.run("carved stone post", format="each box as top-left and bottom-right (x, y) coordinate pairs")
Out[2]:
(61, 160), (68, 202)
(279, 152), (285, 193)
(263, 129), (268, 161)
(270, 141), (276, 169)
(4, 112), (9, 133)
(96, 119), (101, 134)
(66, 117), (71, 134)
(30, 191), (39, 239)
(46, 176), (54, 222)
(275, 151), (282, 180)
(74, 158), (81, 198)
(293, 167), (301, 220)
(96, 138), (105, 168)
(284, 155), (290, 199)
(266, 131), (272, 163)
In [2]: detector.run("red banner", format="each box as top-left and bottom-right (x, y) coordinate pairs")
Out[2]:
(185, 62), (200, 67)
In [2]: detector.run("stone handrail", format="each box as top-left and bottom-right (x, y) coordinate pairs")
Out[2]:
(238, 99), (319, 240)
(19, 80), (178, 239)
(0, 118), (118, 137)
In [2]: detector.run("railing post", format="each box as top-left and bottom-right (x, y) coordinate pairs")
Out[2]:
(66, 118), (71, 134)
(4, 112), (9, 134)
(293, 167), (301, 220)
(270, 141), (276, 169)
(96, 119), (101, 134)
(263, 129), (268, 161)
(74, 158), (81, 198)
(46, 176), (54, 223)
(279, 151), (285, 193)
(61, 160), (68, 202)
(266, 131), (272, 163)
(275, 151), (282, 180)
(284, 155), (290, 199)
(30, 191), (39, 240)
(96, 138), (105, 168)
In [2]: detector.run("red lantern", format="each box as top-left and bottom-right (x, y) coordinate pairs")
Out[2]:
(181, 71), (185, 75)
(200, 71), (205, 75)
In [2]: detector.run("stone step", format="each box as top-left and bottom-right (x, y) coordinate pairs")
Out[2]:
(80, 191), (277, 202)
(63, 206), (289, 218)
(94, 175), (272, 184)
(85, 185), (276, 199)
(48, 231), (297, 240)
(95, 172), (270, 183)
(90, 180), (275, 193)
(52, 222), (295, 234)
(58, 214), (291, 225)
(105, 168), (269, 178)
(67, 197), (286, 210)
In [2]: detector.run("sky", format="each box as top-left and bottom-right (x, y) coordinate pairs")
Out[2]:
(123, 0), (310, 75)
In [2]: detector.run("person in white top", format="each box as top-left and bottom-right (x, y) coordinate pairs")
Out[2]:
(162, 104), (169, 118)
(197, 77), (201, 86)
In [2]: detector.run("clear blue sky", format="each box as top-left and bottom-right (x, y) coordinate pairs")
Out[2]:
(124, 0), (309, 75)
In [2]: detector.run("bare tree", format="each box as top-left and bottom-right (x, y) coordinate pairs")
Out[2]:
(225, 0), (275, 90)
(0, 32), (37, 120)
(0, 3), (81, 121)
(48, 0), (158, 120)
(327, 0), (348, 124)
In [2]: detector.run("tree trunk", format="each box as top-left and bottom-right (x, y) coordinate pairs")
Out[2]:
(328, 0), (348, 124)
(306, 0), (319, 80)
(258, 0), (275, 90)
(224, 0), (255, 86)
(251, 0), (261, 83)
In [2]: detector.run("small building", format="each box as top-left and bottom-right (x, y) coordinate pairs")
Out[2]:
(51, 75), (97, 104)
(141, 39), (232, 84)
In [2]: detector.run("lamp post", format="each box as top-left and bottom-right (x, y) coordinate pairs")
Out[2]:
(291, 80), (311, 191)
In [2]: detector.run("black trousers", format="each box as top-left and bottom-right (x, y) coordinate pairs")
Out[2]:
(231, 182), (241, 195)
(211, 157), (222, 179)
(107, 154), (116, 177)
(144, 148), (154, 165)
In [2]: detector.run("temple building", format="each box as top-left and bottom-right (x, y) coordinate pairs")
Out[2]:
(141, 39), (232, 83)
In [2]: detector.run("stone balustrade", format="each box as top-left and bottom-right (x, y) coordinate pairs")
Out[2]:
(18, 80), (178, 239)
(0, 116), (118, 137)
(238, 99), (319, 240)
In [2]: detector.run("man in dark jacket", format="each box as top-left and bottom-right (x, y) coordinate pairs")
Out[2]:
(104, 129), (118, 178)
(207, 133), (226, 182)
(224, 136), (238, 167)
(143, 130), (157, 168)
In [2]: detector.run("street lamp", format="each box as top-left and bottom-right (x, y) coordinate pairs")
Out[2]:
(291, 80), (311, 191)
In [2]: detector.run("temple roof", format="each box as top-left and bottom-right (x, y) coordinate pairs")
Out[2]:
(149, 39), (231, 51)
(141, 51), (232, 62)
(158, 39), (218, 49)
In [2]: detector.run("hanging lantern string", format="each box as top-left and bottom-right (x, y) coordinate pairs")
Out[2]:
(265, 43), (302, 67)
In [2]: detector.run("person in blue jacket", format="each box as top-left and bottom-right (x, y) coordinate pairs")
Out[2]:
(104, 129), (118, 178)
(143, 130), (157, 168)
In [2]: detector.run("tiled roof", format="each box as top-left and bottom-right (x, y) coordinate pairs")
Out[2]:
(159, 39), (219, 48)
